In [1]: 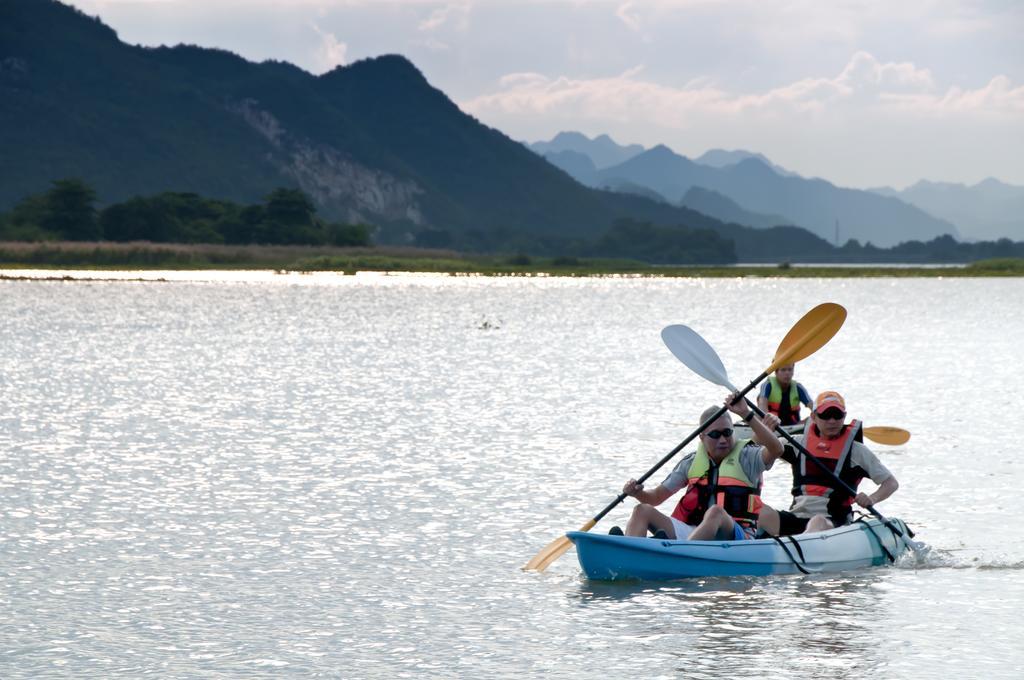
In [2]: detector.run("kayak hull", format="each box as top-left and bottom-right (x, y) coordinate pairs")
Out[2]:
(568, 518), (910, 580)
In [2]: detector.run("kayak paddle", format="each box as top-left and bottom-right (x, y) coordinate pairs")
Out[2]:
(522, 302), (847, 572)
(862, 426), (911, 445)
(720, 423), (910, 446)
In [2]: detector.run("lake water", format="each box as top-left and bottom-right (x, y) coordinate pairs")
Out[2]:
(1, 271), (1022, 678)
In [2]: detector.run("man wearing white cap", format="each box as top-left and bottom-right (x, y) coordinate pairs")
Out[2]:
(758, 390), (900, 536)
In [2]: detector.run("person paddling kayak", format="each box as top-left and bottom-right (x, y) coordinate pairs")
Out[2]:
(758, 390), (900, 536)
(614, 395), (783, 541)
(756, 363), (812, 426)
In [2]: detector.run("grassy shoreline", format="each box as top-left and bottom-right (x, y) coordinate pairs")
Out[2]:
(1, 241), (1023, 277)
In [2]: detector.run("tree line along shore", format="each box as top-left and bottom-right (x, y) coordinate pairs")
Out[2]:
(1, 179), (1023, 276)
(1, 241), (1023, 277)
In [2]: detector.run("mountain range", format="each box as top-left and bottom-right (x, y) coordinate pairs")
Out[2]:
(692, 149), (796, 177)
(528, 131), (644, 169)
(532, 133), (965, 248)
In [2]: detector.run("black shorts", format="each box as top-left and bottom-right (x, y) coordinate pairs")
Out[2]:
(777, 510), (809, 536)
(777, 510), (851, 536)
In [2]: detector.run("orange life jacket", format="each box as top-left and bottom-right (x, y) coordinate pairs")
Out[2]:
(792, 420), (865, 519)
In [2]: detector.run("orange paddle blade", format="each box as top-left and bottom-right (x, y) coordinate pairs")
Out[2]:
(769, 303), (847, 373)
(523, 518), (596, 572)
(864, 426), (911, 445)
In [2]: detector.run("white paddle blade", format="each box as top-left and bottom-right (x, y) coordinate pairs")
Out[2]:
(661, 324), (737, 391)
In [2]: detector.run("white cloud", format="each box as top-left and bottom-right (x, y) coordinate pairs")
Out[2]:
(885, 74), (1024, 115)
(615, 1), (642, 32)
(462, 51), (1020, 122)
(838, 51), (934, 92)
(310, 22), (348, 73)
(418, 1), (473, 32)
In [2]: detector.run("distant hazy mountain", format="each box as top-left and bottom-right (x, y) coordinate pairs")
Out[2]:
(542, 149), (597, 185)
(530, 132), (645, 169)
(680, 187), (791, 230)
(593, 146), (959, 247)
(870, 179), (1024, 242)
(596, 145), (709, 199)
(695, 149), (797, 177)
(543, 148), (668, 201)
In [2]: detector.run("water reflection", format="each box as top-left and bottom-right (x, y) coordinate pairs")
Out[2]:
(569, 573), (888, 677)
(573, 575), (760, 602)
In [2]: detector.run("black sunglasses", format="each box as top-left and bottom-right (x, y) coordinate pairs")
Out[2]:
(818, 408), (846, 421)
(704, 428), (734, 440)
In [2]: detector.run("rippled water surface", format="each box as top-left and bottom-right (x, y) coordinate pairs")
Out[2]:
(2, 272), (1022, 678)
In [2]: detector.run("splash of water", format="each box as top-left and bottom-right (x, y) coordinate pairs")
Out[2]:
(896, 544), (1024, 571)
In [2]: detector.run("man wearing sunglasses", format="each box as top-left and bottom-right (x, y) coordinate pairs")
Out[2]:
(615, 395), (783, 541)
(758, 390), (900, 536)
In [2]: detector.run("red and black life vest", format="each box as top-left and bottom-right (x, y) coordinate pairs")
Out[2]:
(791, 420), (866, 519)
(671, 440), (763, 530)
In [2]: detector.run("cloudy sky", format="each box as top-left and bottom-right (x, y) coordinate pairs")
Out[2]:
(66, 0), (1024, 189)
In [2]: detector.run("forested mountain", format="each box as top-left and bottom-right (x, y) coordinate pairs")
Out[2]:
(0, 0), (754, 254)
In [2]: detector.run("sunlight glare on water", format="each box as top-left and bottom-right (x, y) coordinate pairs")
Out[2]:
(1, 273), (1022, 678)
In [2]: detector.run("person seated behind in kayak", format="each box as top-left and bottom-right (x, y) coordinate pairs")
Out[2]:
(758, 390), (899, 536)
(756, 363), (812, 427)
(614, 396), (783, 541)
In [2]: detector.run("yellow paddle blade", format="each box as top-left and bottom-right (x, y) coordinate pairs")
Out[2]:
(768, 303), (847, 373)
(522, 518), (597, 572)
(522, 535), (573, 572)
(864, 426), (911, 445)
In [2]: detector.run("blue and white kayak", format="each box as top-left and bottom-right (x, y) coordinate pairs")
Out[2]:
(568, 518), (911, 580)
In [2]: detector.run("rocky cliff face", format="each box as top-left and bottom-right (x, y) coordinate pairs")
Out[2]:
(229, 98), (424, 225)
(282, 144), (424, 226)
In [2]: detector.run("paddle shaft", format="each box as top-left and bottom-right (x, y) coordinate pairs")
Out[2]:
(587, 371), (769, 526)
(742, 399), (905, 538)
